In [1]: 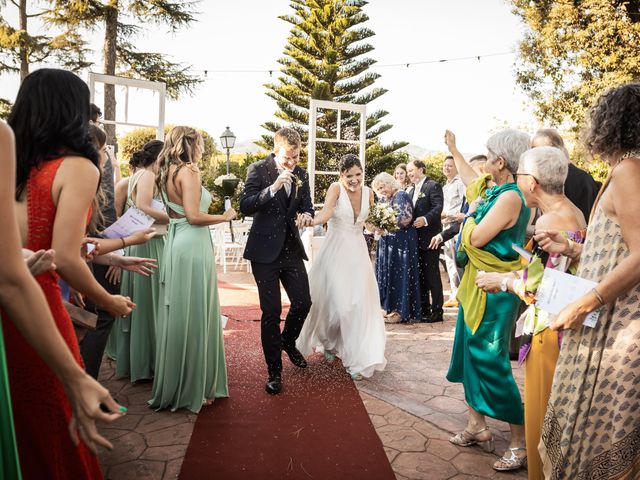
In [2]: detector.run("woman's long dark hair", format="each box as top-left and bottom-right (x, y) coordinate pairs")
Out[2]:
(8, 68), (100, 200)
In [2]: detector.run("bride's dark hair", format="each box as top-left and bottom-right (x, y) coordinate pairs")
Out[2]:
(339, 153), (362, 173)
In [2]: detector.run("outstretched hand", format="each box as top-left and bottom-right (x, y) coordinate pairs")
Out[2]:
(24, 249), (57, 276)
(428, 234), (443, 250)
(444, 130), (457, 152)
(533, 230), (569, 255)
(64, 373), (126, 454)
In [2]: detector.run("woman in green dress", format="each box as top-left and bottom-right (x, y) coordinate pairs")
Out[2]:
(444, 129), (531, 472)
(111, 140), (167, 381)
(149, 126), (236, 413)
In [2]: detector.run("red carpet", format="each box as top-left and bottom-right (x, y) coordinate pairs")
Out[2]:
(179, 311), (395, 479)
(218, 280), (289, 320)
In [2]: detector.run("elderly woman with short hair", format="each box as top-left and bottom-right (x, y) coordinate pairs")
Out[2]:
(444, 129), (531, 472)
(372, 172), (421, 323)
(475, 146), (586, 479)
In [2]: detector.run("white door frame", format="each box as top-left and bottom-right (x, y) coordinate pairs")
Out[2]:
(307, 99), (367, 206)
(88, 72), (166, 141)
(303, 99), (367, 268)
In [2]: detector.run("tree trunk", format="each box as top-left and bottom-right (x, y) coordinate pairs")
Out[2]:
(103, 1), (118, 147)
(19, 0), (28, 80)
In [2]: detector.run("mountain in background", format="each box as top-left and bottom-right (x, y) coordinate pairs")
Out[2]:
(233, 139), (267, 155)
(398, 144), (440, 159)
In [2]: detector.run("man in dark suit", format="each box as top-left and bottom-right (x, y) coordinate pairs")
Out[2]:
(240, 128), (314, 395)
(407, 159), (444, 322)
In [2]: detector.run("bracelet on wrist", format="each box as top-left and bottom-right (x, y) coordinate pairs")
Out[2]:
(121, 237), (126, 249)
(592, 287), (605, 307)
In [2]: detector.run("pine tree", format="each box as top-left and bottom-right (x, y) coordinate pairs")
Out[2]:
(259, 0), (407, 201)
(0, 0), (89, 117)
(48, 0), (202, 143)
(510, 0), (640, 135)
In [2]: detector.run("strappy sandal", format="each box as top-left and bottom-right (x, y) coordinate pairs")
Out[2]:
(493, 447), (527, 471)
(385, 312), (402, 324)
(324, 351), (336, 363)
(449, 426), (494, 452)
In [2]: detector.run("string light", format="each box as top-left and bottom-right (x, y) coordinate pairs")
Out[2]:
(195, 50), (515, 77)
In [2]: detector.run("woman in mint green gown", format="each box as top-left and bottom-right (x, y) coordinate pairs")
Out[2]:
(149, 126), (235, 413)
(443, 130), (531, 472)
(110, 141), (167, 381)
(1, 318), (21, 480)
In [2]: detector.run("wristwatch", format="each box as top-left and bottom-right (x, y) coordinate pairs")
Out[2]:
(500, 277), (509, 292)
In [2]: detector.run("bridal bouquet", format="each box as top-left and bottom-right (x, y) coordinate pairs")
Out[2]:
(366, 202), (399, 233)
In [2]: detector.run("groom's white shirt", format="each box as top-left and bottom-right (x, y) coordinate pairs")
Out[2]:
(412, 177), (428, 226)
(412, 177), (425, 205)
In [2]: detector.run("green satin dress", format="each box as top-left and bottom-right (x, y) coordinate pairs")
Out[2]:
(0, 318), (22, 480)
(446, 182), (529, 425)
(148, 186), (228, 413)
(109, 170), (166, 381)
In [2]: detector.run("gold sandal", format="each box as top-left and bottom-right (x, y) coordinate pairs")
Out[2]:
(493, 447), (527, 471)
(449, 426), (494, 452)
(385, 312), (402, 324)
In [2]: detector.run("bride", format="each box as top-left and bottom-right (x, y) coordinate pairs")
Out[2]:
(296, 154), (387, 380)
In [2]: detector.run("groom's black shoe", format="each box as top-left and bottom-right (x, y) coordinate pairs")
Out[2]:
(425, 310), (444, 323)
(265, 372), (282, 395)
(283, 346), (308, 369)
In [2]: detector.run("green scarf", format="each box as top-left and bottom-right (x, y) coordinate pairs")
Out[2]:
(457, 218), (522, 333)
(456, 178), (526, 334)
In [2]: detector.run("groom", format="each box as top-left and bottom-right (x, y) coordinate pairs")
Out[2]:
(240, 128), (314, 395)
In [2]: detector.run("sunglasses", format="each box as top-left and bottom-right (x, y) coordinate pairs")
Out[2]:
(514, 172), (539, 183)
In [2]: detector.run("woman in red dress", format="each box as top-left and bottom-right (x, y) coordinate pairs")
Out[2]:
(4, 68), (135, 479)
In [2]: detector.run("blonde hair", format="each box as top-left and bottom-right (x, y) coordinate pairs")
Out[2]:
(155, 126), (204, 195)
(372, 172), (401, 195)
(274, 127), (301, 149)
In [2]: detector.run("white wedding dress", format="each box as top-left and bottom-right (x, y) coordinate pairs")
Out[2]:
(297, 184), (387, 378)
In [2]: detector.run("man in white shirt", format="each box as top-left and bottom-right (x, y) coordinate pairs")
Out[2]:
(440, 156), (466, 307)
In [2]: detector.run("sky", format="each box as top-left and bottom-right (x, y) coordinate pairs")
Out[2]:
(0, 0), (539, 155)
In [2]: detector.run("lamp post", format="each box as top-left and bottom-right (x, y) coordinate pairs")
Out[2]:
(219, 126), (238, 241)
(220, 126), (236, 175)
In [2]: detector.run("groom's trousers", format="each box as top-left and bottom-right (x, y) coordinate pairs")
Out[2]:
(251, 240), (312, 375)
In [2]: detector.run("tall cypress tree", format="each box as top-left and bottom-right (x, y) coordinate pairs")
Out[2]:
(259, 0), (407, 200)
(48, 0), (202, 144)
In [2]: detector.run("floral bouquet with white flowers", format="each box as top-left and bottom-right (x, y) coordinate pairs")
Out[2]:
(366, 202), (399, 233)
(214, 173), (241, 197)
(214, 173), (237, 187)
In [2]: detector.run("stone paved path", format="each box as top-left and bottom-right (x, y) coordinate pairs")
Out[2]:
(97, 268), (527, 479)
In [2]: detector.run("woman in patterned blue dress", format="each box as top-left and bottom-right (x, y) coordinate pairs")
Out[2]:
(373, 172), (422, 323)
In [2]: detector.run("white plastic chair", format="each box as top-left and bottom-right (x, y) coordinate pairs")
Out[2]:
(210, 223), (250, 273)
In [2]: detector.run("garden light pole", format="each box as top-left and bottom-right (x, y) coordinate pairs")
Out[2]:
(219, 127), (238, 241)
(220, 126), (236, 175)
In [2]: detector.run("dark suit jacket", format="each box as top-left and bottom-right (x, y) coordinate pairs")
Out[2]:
(240, 154), (314, 263)
(564, 163), (600, 222)
(407, 177), (444, 250)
